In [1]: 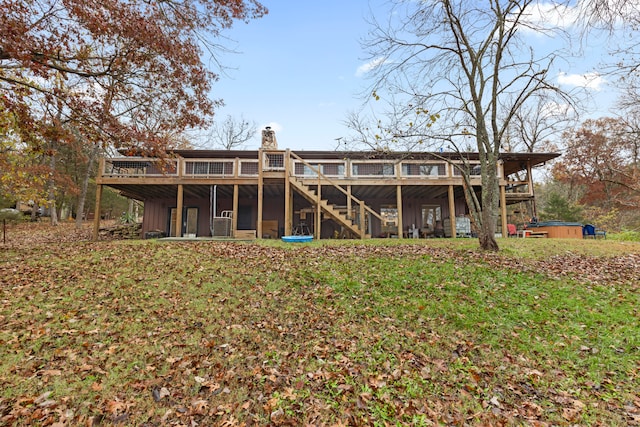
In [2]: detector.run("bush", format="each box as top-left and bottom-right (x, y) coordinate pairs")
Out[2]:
(0, 208), (23, 223)
(610, 229), (640, 242)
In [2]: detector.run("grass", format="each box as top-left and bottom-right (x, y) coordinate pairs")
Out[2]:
(1, 231), (639, 426)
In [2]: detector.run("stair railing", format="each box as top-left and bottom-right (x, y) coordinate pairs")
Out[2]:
(288, 151), (384, 225)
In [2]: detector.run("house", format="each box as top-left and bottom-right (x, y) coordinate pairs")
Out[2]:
(93, 129), (559, 240)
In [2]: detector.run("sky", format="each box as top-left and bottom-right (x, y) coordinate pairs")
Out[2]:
(201, 0), (623, 151)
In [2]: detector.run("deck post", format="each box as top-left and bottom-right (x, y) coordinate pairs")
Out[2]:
(448, 185), (456, 238)
(527, 161), (537, 218)
(500, 184), (508, 237)
(346, 185), (352, 220)
(284, 150), (292, 236)
(396, 185), (403, 238)
(92, 184), (102, 241)
(257, 150), (264, 239)
(359, 202), (365, 240)
(316, 176), (321, 239)
(232, 184), (239, 237)
(176, 184), (183, 237)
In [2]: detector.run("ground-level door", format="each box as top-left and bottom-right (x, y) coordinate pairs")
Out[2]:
(169, 207), (198, 237)
(237, 205), (254, 230)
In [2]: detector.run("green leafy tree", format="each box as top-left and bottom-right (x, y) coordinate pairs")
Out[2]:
(539, 191), (583, 222)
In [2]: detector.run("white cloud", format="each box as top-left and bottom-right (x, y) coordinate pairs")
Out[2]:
(522, 2), (580, 30)
(557, 71), (607, 90)
(355, 57), (387, 77)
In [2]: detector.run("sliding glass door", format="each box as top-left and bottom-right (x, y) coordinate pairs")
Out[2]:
(169, 207), (199, 237)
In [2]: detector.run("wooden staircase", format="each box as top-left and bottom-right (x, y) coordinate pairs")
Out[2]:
(286, 151), (384, 239)
(289, 177), (370, 239)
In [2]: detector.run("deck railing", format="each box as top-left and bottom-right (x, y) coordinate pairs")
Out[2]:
(104, 156), (470, 180)
(101, 153), (526, 192)
(103, 158), (179, 177)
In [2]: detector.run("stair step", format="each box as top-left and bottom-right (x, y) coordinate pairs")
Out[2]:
(289, 176), (370, 239)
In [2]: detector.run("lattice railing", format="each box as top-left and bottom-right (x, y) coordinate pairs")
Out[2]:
(351, 162), (396, 177)
(293, 161), (346, 177)
(103, 158), (178, 177)
(103, 156), (489, 181)
(184, 160), (234, 177)
(239, 160), (259, 176)
(401, 162), (447, 177)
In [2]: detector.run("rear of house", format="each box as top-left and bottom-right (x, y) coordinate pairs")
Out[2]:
(94, 135), (557, 240)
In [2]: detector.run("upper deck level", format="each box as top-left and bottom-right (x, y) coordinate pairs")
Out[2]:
(98, 149), (558, 202)
(102, 152), (478, 181)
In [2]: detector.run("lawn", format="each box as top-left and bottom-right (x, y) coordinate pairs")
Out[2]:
(0, 223), (639, 426)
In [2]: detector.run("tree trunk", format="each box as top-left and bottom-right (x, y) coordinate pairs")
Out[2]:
(75, 144), (99, 229)
(31, 203), (39, 222)
(478, 146), (500, 251)
(478, 206), (499, 251)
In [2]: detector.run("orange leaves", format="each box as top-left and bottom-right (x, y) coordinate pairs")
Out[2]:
(1, 0), (267, 161)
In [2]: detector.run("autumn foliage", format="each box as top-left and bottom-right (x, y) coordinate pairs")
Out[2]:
(552, 117), (640, 229)
(2, 0), (266, 147)
(1, 0), (266, 210)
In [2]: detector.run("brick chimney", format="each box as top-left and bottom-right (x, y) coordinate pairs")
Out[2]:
(261, 126), (278, 149)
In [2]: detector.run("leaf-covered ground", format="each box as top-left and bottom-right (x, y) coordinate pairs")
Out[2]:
(1, 223), (639, 426)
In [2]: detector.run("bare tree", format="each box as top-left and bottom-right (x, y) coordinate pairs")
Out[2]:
(208, 115), (257, 150)
(581, 0), (640, 73)
(505, 94), (575, 153)
(358, 0), (573, 251)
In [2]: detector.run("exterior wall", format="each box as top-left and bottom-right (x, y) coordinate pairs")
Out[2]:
(142, 198), (172, 236)
(140, 190), (471, 239)
(139, 192), (474, 238)
(142, 194), (287, 238)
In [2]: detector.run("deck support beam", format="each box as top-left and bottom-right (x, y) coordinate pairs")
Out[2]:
(176, 184), (183, 237)
(232, 184), (239, 237)
(92, 184), (102, 241)
(316, 179), (321, 239)
(527, 161), (537, 218)
(284, 150), (292, 236)
(396, 185), (403, 238)
(346, 185), (352, 220)
(257, 150), (264, 239)
(500, 184), (508, 237)
(448, 185), (456, 238)
(359, 202), (365, 240)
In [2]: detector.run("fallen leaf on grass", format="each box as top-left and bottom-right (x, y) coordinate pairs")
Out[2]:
(190, 399), (208, 415)
(152, 387), (170, 402)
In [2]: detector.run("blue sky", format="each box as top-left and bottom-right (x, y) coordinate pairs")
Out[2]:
(204, 1), (620, 151)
